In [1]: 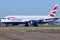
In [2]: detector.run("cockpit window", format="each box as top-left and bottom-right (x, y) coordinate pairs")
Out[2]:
(2, 18), (10, 20)
(2, 18), (6, 19)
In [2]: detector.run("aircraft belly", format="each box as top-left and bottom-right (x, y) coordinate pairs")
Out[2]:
(1, 22), (25, 24)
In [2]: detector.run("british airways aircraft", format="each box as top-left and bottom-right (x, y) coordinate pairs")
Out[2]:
(1, 4), (59, 26)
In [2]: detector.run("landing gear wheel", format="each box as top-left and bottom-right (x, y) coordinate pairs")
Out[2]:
(25, 24), (29, 26)
(25, 22), (29, 27)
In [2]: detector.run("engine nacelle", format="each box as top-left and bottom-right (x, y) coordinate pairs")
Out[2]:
(30, 20), (38, 25)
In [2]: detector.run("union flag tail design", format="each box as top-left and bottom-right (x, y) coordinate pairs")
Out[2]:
(49, 4), (58, 17)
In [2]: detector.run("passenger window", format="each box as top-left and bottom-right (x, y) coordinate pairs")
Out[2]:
(7, 18), (10, 20)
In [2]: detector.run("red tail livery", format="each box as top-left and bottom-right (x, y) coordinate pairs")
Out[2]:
(49, 4), (58, 17)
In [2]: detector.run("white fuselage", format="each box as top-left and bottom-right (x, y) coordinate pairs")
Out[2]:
(1, 15), (57, 22)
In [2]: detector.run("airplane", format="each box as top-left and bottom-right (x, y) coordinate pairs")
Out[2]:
(1, 4), (59, 26)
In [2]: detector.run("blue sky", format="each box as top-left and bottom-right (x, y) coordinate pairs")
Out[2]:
(0, 0), (60, 19)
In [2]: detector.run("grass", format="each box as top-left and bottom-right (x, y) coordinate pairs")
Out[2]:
(0, 27), (60, 31)
(0, 27), (60, 34)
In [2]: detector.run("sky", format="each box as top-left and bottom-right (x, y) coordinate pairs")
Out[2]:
(0, 0), (60, 19)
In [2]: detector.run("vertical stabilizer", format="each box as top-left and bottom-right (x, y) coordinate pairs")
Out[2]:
(49, 4), (58, 17)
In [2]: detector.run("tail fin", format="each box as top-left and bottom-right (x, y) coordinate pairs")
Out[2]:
(49, 4), (58, 17)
